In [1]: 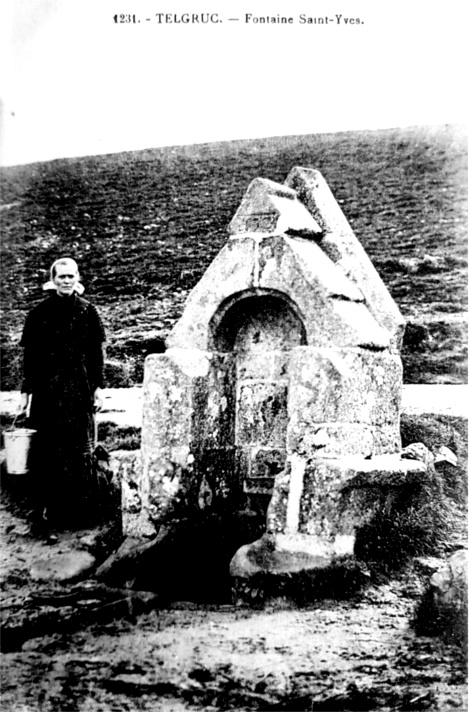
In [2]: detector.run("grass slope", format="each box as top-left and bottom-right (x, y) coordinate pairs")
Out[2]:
(1, 124), (467, 387)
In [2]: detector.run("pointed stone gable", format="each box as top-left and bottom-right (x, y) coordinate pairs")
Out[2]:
(167, 170), (396, 353)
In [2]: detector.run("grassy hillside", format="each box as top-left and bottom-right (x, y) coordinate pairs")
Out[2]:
(1, 125), (467, 388)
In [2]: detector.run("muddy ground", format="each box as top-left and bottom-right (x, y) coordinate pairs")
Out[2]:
(0, 486), (467, 712)
(1, 408), (467, 712)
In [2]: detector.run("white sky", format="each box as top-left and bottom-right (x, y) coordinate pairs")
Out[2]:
(1, 0), (467, 167)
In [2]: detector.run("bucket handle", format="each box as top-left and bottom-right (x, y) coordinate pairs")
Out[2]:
(5, 412), (24, 432)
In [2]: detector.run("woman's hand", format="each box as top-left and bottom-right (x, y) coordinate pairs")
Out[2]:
(94, 388), (103, 412)
(19, 393), (30, 414)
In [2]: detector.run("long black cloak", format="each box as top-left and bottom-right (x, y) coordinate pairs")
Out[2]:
(20, 292), (106, 525)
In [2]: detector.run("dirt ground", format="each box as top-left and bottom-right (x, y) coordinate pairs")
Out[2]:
(0, 480), (467, 712)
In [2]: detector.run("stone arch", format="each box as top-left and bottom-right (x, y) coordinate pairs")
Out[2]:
(209, 288), (307, 353)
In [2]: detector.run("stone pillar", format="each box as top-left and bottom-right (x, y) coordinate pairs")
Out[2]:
(137, 348), (211, 530)
(123, 347), (239, 535)
(264, 346), (403, 557)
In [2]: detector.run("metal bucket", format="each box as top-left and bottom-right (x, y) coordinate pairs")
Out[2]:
(4, 428), (36, 475)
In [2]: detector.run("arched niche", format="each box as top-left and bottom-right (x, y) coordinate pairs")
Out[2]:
(207, 289), (306, 515)
(209, 289), (307, 353)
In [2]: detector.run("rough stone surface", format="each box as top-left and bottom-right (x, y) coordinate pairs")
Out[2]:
(121, 168), (407, 558)
(237, 382), (288, 447)
(416, 549), (468, 644)
(112, 450), (155, 538)
(167, 233), (390, 352)
(435, 446), (458, 467)
(30, 551), (96, 582)
(229, 533), (331, 579)
(229, 177), (322, 236)
(285, 166), (406, 352)
(140, 352), (200, 527)
(401, 442), (435, 465)
(287, 347), (402, 458)
(167, 237), (256, 351)
(429, 549), (467, 607)
(266, 454), (427, 557)
(195, 353), (236, 449)
(112, 451), (140, 516)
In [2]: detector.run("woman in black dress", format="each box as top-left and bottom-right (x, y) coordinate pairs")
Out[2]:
(20, 258), (106, 536)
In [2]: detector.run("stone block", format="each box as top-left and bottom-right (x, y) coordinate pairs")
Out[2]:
(250, 448), (286, 478)
(228, 178), (322, 236)
(429, 550), (467, 631)
(287, 422), (375, 459)
(415, 549), (468, 644)
(286, 348), (402, 458)
(139, 349), (212, 530)
(194, 353), (236, 449)
(257, 235), (362, 306)
(299, 459), (356, 540)
(141, 352), (199, 459)
(435, 446), (458, 467)
(298, 455), (427, 541)
(335, 454), (428, 489)
(372, 425), (402, 455)
(229, 532), (332, 579)
(265, 454), (428, 561)
(285, 167), (405, 351)
(144, 453), (196, 525)
(112, 451), (156, 538)
(401, 442), (435, 465)
(288, 348), (402, 427)
(236, 351), (290, 382)
(236, 382), (288, 447)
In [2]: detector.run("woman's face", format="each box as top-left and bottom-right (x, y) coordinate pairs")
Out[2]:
(53, 263), (79, 296)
